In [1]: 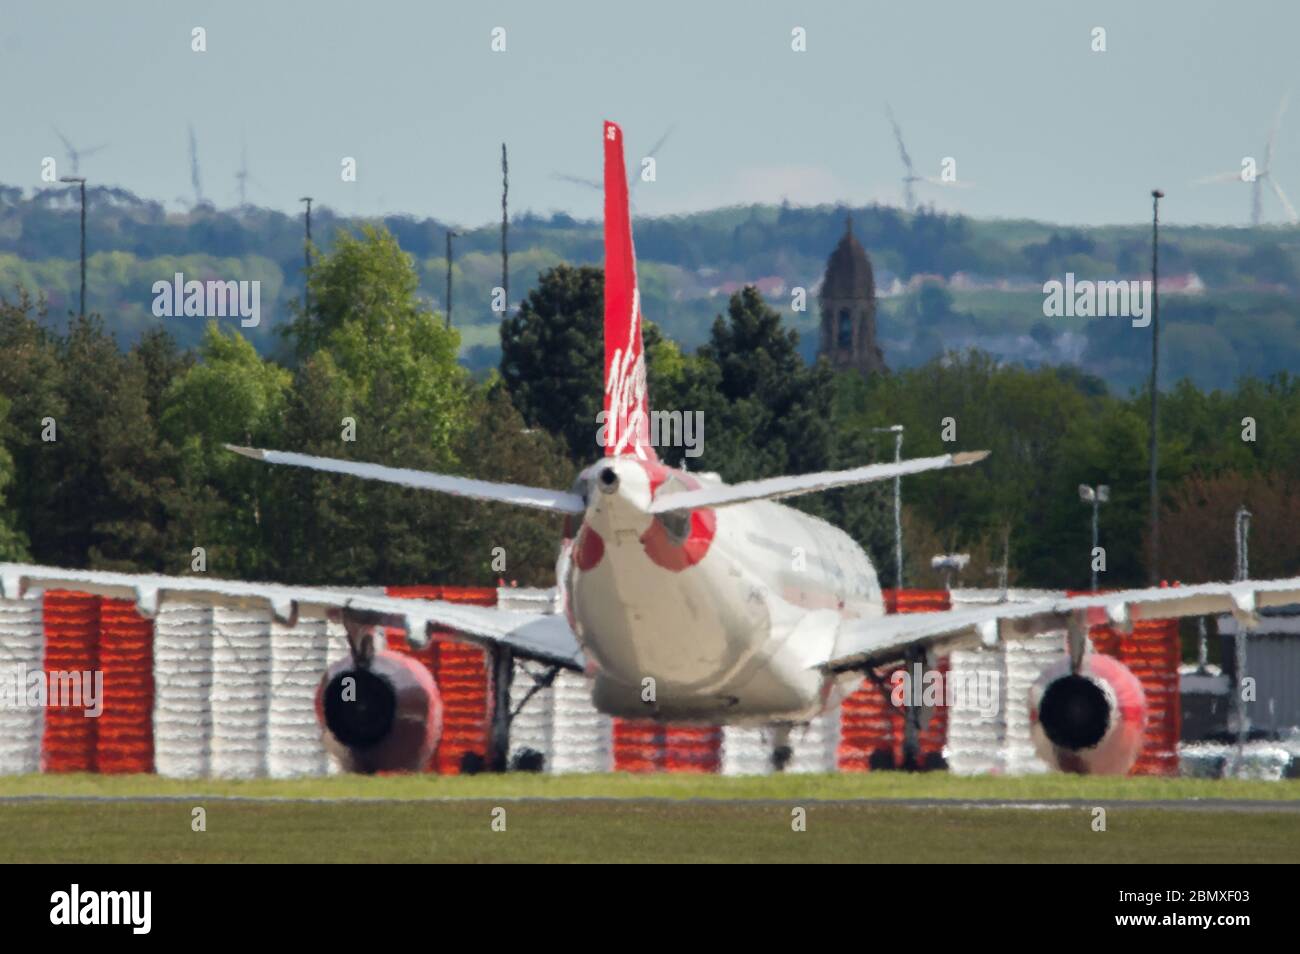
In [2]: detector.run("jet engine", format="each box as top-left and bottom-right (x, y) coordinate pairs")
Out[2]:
(1028, 653), (1146, 774)
(316, 648), (443, 773)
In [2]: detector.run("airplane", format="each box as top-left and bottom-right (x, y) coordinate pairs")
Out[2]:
(5, 121), (1300, 775)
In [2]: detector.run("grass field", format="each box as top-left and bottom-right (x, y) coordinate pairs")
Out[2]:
(1, 773), (1296, 863)
(1, 771), (1297, 801)
(0, 779), (1294, 868)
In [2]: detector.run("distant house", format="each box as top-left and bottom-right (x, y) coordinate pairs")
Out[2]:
(1159, 272), (1206, 295)
(906, 273), (947, 291)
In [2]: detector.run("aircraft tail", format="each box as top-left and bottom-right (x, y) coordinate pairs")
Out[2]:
(603, 120), (656, 461)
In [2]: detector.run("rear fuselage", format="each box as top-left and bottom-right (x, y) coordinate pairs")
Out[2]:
(561, 456), (882, 722)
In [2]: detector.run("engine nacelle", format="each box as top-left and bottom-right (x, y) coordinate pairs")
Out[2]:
(1028, 653), (1146, 775)
(315, 650), (443, 773)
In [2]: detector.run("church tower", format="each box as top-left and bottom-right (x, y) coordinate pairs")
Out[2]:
(819, 216), (887, 375)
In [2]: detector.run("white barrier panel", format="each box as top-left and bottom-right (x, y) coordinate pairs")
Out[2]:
(945, 647), (1007, 775)
(1003, 633), (1062, 775)
(721, 709), (842, 775)
(549, 670), (612, 773)
(507, 660), (554, 768)
(0, 595), (44, 773)
(153, 600), (214, 778)
(208, 604), (272, 778)
(323, 618), (349, 775)
(267, 614), (332, 778)
(788, 707), (841, 773)
(720, 726), (769, 775)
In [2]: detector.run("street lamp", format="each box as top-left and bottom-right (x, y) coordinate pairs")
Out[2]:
(872, 424), (905, 588)
(930, 553), (969, 590)
(59, 176), (86, 318)
(1079, 483), (1110, 591)
(1147, 189), (1164, 585)
(1232, 505), (1253, 763)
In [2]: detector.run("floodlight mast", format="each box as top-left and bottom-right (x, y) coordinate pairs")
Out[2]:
(1079, 483), (1109, 591)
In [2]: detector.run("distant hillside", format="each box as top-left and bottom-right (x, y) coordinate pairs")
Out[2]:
(2, 184), (1299, 391)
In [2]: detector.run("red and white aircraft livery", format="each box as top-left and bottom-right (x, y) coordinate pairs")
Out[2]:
(5, 121), (1300, 774)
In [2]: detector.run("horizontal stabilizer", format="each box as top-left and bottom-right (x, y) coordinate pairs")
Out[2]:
(226, 446), (586, 514)
(647, 451), (990, 514)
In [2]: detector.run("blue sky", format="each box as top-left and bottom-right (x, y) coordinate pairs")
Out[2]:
(4, 0), (1298, 228)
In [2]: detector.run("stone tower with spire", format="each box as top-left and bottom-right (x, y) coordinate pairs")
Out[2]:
(819, 216), (887, 375)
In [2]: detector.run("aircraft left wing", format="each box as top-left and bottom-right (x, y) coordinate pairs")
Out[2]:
(0, 563), (585, 671)
(825, 577), (1300, 673)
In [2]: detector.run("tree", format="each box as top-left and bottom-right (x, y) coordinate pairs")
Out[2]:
(0, 395), (29, 561)
(161, 322), (292, 578)
(1159, 471), (1300, 584)
(656, 286), (835, 482)
(443, 378), (573, 586)
(268, 225), (473, 584)
(0, 293), (66, 561)
(499, 264), (605, 464)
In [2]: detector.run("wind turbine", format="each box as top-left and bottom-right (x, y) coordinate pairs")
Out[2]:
(234, 138), (260, 207)
(188, 124), (204, 205)
(1194, 91), (1298, 226)
(53, 128), (108, 176)
(552, 124), (675, 212)
(884, 105), (972, 214)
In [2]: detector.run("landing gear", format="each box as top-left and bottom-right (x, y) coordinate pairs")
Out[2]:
(862, 645), (934, 772)
(900, 645), (934, 772)
(486, 645), (561, 773)
(769, 724), (794, 772)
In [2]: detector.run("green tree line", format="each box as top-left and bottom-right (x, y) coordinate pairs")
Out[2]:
(0, 223), (1297, 598)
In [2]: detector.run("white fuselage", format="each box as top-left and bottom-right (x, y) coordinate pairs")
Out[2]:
(562, 456), (883, 723)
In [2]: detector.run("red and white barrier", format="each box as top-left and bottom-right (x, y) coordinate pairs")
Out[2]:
(0, 585), (1182, 776)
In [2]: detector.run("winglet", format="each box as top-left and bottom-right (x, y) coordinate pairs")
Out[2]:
(225, 444), (265, 461)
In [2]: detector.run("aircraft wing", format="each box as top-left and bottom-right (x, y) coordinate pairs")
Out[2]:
(0, 563), (585, 671)
(825, 577), (1300, 673)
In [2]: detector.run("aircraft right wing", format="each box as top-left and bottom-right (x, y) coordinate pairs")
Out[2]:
(825, 577), (1300, 673)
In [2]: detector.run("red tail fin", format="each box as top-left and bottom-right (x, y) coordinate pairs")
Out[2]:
(602, 120), (656, 461)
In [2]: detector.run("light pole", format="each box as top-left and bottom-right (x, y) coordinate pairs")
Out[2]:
(445, 229), (459, 329)
(1147, 189), (1164, 585)
(1078, 483), (1110, 591)
(930, 553), (969, 591)
(1233, 505), (1253, 763)
(501, 143), (509, 315)
(873, 424), (904, 588)
(59, 176), (86, 318)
